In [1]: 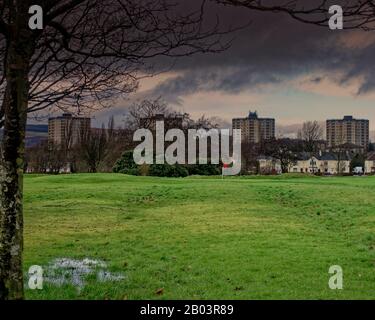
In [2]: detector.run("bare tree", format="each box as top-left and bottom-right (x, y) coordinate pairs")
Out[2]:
(126, 98), (170, 129)
(333, 130), (351, 175)
(265, 138), (300, 173)
(189, 115), (220, 130)
(241, 141), (260, 173)
(48, 145), (67, 174)
(298, 121), (323, 153)
(100, 117), (134, 172)
(216, 1), (375, 30)
(0, 0), (231, 299)
(79, 125), (108, 173)
(25, 141), (49, 173)
(78, 116), (120, 173)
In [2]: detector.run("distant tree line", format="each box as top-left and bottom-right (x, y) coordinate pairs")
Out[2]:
(26, 116), (135, 174)
(26, 102), (372, 176)
(25, 98), (223, 175)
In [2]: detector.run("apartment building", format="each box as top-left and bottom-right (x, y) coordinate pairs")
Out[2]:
(232, 111), (275, 143)
(48, 113), (91, 146)
(326, 116), (369, 149)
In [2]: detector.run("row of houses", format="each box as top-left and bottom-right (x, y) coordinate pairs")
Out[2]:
(258, 152), (375, 175)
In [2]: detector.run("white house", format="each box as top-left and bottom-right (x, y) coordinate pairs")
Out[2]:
(365, 152), (375, 174)
(289, 154), (319, 174)
(289, 153), (351, 175)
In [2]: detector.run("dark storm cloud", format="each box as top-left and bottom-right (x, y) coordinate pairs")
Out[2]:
(339, 41), (375, 95)
(144, 1), (375, 103)
(310, 77), (323, 84)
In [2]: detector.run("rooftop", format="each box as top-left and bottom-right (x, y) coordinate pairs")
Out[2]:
(327, 116), (369, 122)
(295, 152), (353, 161)
(248, 111), (258, 119)
(367, 152), (375, 161)
(232, 110), (275, 121)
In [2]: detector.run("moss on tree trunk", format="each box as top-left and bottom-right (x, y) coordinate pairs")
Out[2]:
(0, 27), (33, 300)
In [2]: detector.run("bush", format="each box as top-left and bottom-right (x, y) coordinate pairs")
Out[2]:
(114, 151), (220, 177)
(149, 164), (189, 177)
(113, 151), (139, 175)
(185, 163), (221, 176)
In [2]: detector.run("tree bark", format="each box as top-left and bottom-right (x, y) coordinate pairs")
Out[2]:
(0, 26), (33, 300)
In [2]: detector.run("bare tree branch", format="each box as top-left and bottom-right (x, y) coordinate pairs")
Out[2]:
(298, 121), (324, 152)
(2, 0), (233, 116)
(216, 0), (375, 30)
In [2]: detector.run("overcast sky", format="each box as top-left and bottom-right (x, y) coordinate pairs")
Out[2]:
(44, 1), (375, 132)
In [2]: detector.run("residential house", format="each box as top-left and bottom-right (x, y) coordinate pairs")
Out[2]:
(289, 152), (351, 175)
(365, 152), (375, 174)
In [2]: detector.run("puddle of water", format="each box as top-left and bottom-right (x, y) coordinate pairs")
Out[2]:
(42, 258), (125, 290)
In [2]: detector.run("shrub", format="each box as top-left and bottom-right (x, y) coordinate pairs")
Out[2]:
(114, 151), (220, 177)
(113, 151), (139, 175)
(149, 164), (189, 177)
(185, 163), (221, 176)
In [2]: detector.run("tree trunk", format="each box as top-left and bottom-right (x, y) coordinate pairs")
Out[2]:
(0, 30), (33, 300)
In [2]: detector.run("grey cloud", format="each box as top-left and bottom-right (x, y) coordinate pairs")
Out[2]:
(94, 1), (375, 125)
(144, 2), (375, 103)
(310, 77), (323, 84)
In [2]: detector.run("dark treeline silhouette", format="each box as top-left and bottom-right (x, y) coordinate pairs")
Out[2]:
(25, 98), (224, 174)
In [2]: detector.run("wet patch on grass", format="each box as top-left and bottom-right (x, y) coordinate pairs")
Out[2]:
(42, 258), (125, 290)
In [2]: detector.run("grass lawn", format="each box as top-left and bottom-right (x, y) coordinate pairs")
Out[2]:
(24, 174), (375, 300)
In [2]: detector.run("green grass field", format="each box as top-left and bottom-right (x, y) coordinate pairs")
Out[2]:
(24, 174), (375, 300)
